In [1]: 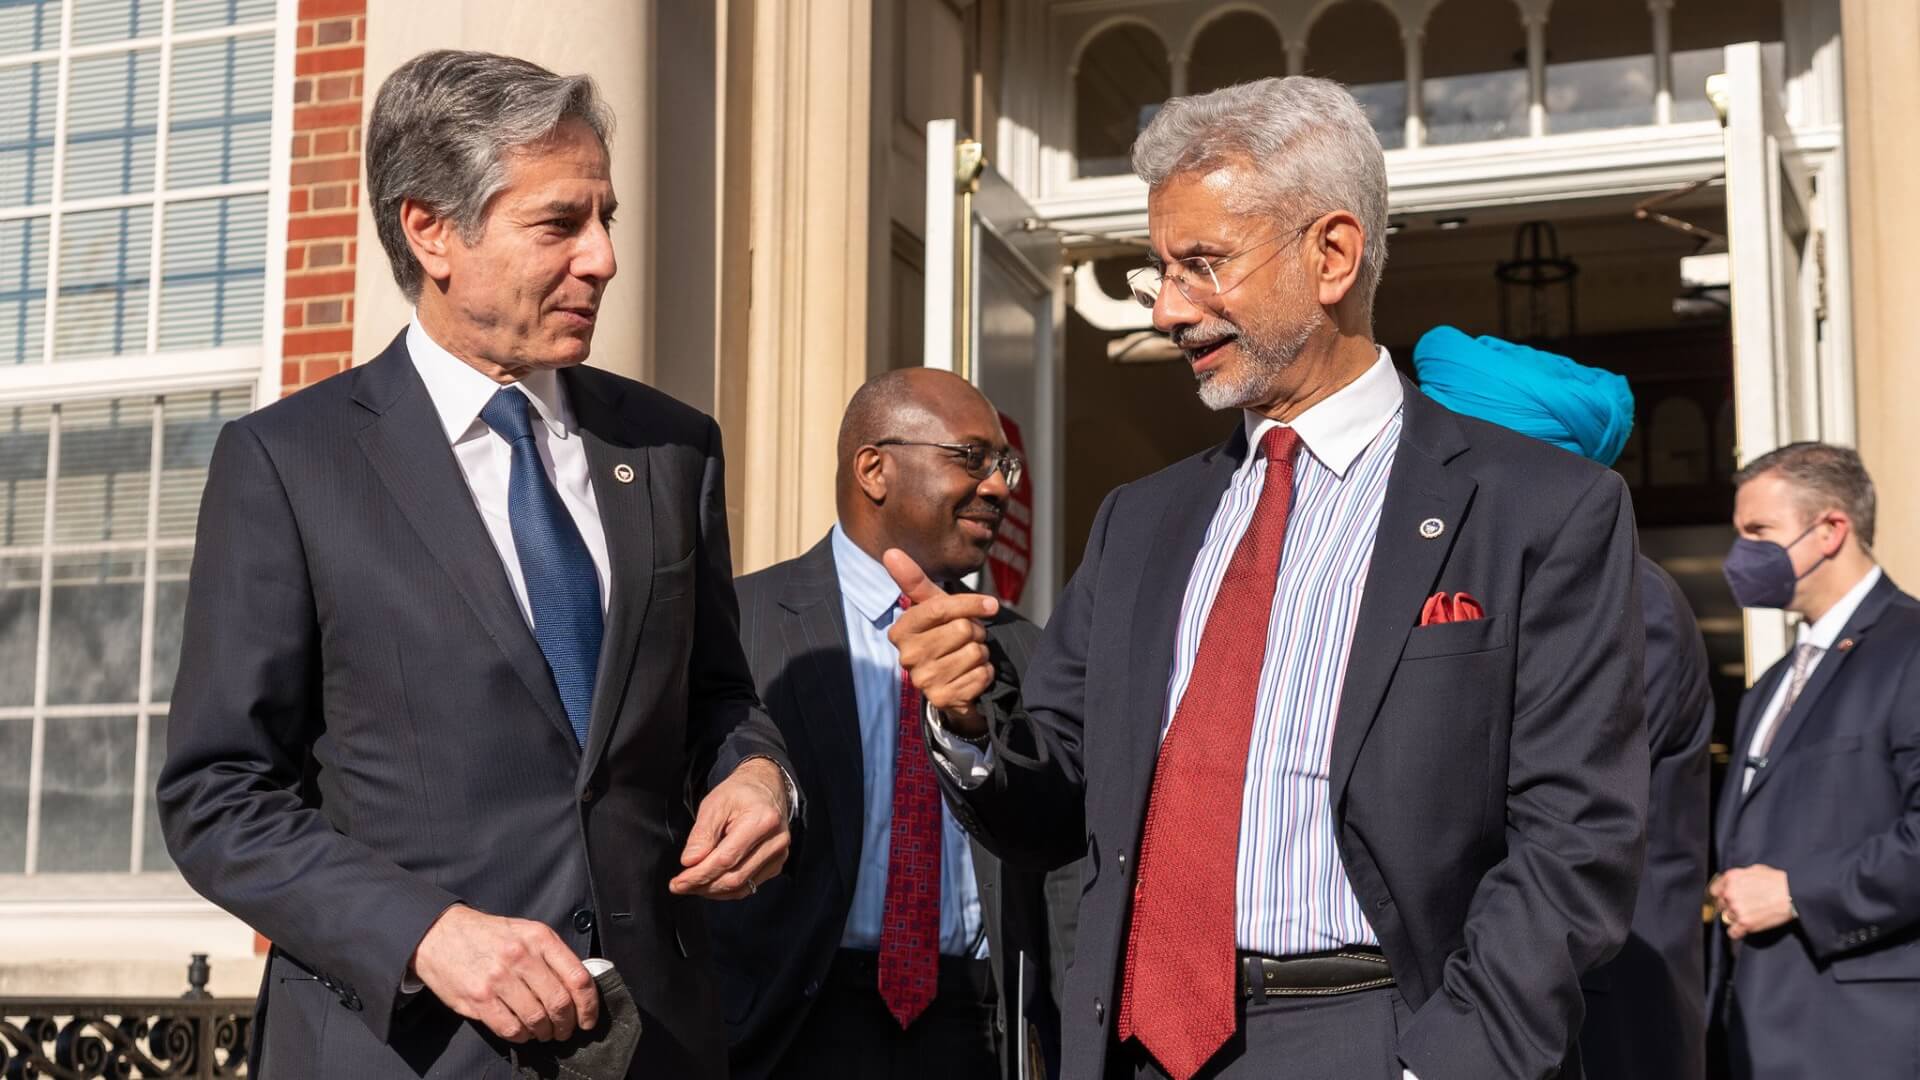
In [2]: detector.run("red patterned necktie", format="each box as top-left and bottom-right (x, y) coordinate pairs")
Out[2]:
(1118, 426), (1302, 1080)
(879, 593), (942, 1028)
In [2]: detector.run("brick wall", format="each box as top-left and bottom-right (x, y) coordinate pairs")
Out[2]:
(282, 0), (366, 395)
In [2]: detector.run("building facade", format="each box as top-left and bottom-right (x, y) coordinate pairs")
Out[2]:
(1, 0), (1915, 996)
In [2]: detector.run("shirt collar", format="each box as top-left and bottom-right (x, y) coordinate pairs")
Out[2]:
(831, 524), (904, 628)
(1240, 347), (1404, 478)
(1800, 565), (1884, 649)
(407, 314), (573, 446)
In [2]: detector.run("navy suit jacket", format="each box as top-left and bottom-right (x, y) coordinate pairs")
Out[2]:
(709, 534), (1073, 1079)
(157, 333), (792, 1078)
(1580, 557), (1712, 1080)
(1709, 573), (1920, 1077)
(938, 384), (1649, 1080)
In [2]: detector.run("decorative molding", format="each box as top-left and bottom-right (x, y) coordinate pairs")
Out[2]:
(1027, 124), (1842, 237)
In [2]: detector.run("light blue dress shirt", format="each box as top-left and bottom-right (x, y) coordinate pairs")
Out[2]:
(831, 525), (987, 958)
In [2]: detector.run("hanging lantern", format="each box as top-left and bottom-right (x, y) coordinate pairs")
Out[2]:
(1495, 221), (1579, 342)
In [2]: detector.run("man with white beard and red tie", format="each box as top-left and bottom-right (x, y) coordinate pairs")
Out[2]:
(885, 76), (1648, 1080)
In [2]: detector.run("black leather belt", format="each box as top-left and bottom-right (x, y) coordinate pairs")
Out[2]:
(1239, 947), (1393, 998)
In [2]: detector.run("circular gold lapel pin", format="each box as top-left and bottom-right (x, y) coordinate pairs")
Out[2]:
(1419, 517), (1445, 540)
(613, 463), (636, 484)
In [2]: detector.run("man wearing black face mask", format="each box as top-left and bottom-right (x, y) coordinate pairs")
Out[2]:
(1708, 441), (1920, 1080)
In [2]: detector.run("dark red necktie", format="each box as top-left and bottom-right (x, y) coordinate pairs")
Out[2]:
(879, 594), (942, 1028)
(1118, 426), (1302, 1080)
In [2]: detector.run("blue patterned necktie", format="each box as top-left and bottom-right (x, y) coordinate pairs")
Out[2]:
(479, 387), (602, 749)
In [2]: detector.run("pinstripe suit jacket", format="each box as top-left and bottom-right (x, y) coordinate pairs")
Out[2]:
(938, 385), (1649, 1080)
(157, 333), (791, 1078)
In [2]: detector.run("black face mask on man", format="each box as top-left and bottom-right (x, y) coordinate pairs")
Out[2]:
(1723, 521), (1827, 609)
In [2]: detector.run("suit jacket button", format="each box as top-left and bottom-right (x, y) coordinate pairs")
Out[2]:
(580, 786), (599, 804)
(573, 908), (596, 934)
(1094, 999), (1104, 1024)
(342, 990), (362, 1011)
(804, 979), (822, 998)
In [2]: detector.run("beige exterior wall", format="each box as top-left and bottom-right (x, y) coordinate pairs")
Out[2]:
(1841, 0), (1920, 586)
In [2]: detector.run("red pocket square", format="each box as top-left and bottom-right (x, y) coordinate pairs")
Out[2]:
(1420, 591), (1485, 626)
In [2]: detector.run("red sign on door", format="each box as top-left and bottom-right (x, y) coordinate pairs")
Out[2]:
(988, 411), (1032, 605)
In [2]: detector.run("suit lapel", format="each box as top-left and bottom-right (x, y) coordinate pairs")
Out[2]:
(1718, 662), (1785, 846)
(1743, 575), (1898, 801)
(1329, 389), (1476, 808)
(776, 538), (865, 892)
(1121, 432), (1245, 817)
(565, 368), (655, 780)
(350, 337), (574, 746)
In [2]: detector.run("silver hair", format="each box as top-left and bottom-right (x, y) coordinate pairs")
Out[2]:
(1734, 441), (1878, 549)
(367, 50), (614, 301)
(1131, 76), (1390, 318)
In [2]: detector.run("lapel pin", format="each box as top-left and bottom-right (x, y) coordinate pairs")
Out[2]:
(1838, 638), (1855, 652)
(613, 463), (635, 484)
(1419, 517), (1445, 540)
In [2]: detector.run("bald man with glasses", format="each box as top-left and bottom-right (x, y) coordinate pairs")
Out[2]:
(707, 367), (1075, 1080)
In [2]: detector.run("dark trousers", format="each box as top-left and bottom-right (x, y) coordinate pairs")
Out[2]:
(773, 949), (1001, 1080)
(1105, 985), (1408, 1080)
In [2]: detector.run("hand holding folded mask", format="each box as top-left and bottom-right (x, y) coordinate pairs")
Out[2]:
(511, 959), (642, 1080)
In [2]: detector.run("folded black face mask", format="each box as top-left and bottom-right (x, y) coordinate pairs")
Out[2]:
(511, 962), (642, 1080)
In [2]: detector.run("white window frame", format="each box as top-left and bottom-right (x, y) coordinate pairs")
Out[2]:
(0, 0), (297, 408)
(0, 0), (297, 901)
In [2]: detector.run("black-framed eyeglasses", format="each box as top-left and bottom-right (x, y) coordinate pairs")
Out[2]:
(873, 439), (1025, 493)
(1125, 216), (1321, 309)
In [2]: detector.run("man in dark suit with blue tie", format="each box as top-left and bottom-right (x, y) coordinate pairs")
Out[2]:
(1709, 442), (1920, 1080)
(710, 368), (1071, 1079)
(888, 77), (1646, 1080)
(158, 51), (794, 1078)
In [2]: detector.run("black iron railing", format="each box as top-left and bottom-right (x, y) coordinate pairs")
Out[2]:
(0, 955), (251, 1079)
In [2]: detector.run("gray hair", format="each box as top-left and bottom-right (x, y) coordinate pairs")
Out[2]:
(367, 50), (614, 301)
(1734, 441), (1877, 548)
(1131, 76), (1389, 317)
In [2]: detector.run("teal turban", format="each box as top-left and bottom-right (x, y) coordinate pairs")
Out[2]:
(1412, 325), (1635, 467)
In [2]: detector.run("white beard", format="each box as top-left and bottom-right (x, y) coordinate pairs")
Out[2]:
(1194, 306), (1322, 411)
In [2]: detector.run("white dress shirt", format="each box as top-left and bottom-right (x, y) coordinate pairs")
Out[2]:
(1742, 565), (1884, 793)
(406, 316), (611, 623)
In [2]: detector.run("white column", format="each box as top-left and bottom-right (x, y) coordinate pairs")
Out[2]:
(1286, 40), (1307, 77)
(1525, 13), (1547, 137)
(1403, 27), (1425, 149)
(1650, 0), (1674, 125)
(738, 0), (875, 570)
(1171, 52), (1189, 97)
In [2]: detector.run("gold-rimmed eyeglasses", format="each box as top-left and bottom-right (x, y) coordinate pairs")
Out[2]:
(1125, 218), (1320, 309)
(873, 439), (1025, 493)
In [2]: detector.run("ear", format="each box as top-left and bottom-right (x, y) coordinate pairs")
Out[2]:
(399, 197), (458, 288)
(1819, 512), (1853, 558)
(854, 446), (890, 505)
(1311, 210), (1365, 309)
